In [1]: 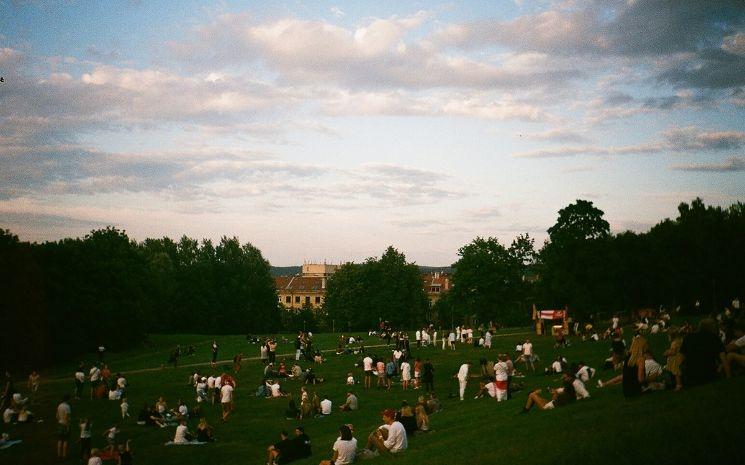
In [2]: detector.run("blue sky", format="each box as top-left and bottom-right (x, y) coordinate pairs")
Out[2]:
(1, 0), (743, 265)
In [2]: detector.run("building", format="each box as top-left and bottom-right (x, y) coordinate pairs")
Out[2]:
(423, 271), (451, 306)
(276, 263), (340, 310)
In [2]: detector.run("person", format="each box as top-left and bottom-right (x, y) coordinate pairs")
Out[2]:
(597, 336), (649, 398)
(724, 320), (745, 373)
(320, 396), (332, 415)
(319, 424), (356, 465)
(196, 417), (214, 442)
(422, 358), (434, 391)
(173, 419), (191, 444)
(448, 331), (456, 350)
(484, 330), (492, 349)
(74, 365), (85, 400)
(233, 353), (243, 373)
(680, 319), (730, 387)
(103, 424), (119, 454)
(291, 426), (312, 460)
(493, 354), (509, 401)
(363, 354), (373, 389)
(221, 381), (234, 422)
(211, 340), (219, 368)
(397, 400), (417, 436)
(56, 394), (71, 459)
(345, 372), (355, 386)
(121, 396), (129, 419)
(522, 339), (536, 371)
(454, 361), (471, 401)
(663, 328), (685, 390)
(89, 364), (101, 399)
(285, 393), (299, 420)
(79, 417), (92, 463)
(27, 371), (40, 400)
(88, 448), (103, 465)
(400, 360), (411, 390)
(117, 440), (133, 465)
(267, 430), (294, 465)
(415, 396), (429, 432)
(520, 372), (577, 413)
(364, 409), (407, 455)
(340, 391), (358, 411)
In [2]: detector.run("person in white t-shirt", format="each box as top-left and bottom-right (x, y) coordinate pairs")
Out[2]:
(493, 355), (509, 401)
(522, 340), (536, 372)
(320, 396), (332, 415)
(270, 381), (284, 398)
(363, 355), (374, 389)
(87, 448), (103, 465)
(220, 383), (234, 422)
(56, 395), (72, 459)
(572, 378), (590, 399)
(173, 419), (191, 444)
(448, 331), (456, 350)
(365, 409), (407, 454)
(320, 424), (357, 465)
(89, 365), (101, 399)
(400, 361), (411, 390)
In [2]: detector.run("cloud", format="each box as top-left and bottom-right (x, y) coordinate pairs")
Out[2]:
(521, 128), (591, 143)
(330, 7), (345, 18)
(670, 157), (745, 172)
(514, 127), (745, 158)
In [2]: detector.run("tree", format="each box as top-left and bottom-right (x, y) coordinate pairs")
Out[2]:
(324, 246), (428, 330)
(547, 199), (610, 243)
(449, 236), (533, 327)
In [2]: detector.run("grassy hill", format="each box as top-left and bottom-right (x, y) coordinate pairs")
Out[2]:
(2, 328), (742, 465)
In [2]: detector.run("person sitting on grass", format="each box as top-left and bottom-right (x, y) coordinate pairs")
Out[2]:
(340, 391), (358, 411)
(724, 320), (745, 374)
(291, 426), (312, 460)
(680, 318), (730, 387)
(396, 401), (417, 436)
(520, 372), (577, 413)
(663, 327), (685, 391)
(596, 335), (649, 398)
(117, 440), (133, 465)
(285, 394), (299, 420)
(319, 424), (356, 465)
(173, 419), (192, 444)
(415, 396), (430, 432)
(266, 430), (294, 465)
(196, 418), (214, 442)
(363, 409), (407, 456)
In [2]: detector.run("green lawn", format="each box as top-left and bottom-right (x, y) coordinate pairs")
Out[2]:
(2, 328), (743, 465)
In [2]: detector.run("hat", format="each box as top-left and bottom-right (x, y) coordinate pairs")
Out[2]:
(381, 408), (396, 418)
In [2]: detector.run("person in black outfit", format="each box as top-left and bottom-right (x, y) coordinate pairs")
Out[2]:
(291, 426), (312, 460)
(422, 359), (435, 391)
(267, 431), (294, 465)
(680, 319), (730, 387)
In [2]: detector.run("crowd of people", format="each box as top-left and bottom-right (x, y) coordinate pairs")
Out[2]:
(1, 297), (744, 464)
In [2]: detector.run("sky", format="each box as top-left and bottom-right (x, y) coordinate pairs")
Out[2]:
(0, 0), (743, 266)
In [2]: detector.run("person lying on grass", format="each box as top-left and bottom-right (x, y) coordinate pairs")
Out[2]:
(520, 372), (577, 413)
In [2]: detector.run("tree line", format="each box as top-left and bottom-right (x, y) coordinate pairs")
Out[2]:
(2, 197), (743, 369)
(0, 228), (280, 370)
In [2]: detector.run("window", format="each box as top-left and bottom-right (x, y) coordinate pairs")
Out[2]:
(315, 296), (321, 304)
(295, 296), (300, 303)
(305, 296), (311, 305)
(285, 296), (291, 303)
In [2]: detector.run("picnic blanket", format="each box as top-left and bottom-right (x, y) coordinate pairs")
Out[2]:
(164, 440), (208, 446)
(0, 440), (22, 450)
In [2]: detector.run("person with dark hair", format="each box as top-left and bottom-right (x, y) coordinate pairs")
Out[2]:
(680, 319), (730, 387)
(363, 409), (407, 455)
(422, 359), (434, 391)
(291, 426), (312, 459)
(267, 430), (294, 465)
(320, 424), (357, 465)
(520, 372), (576, 413)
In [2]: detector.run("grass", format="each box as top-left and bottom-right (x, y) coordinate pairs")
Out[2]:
(2, 326), (743, 465)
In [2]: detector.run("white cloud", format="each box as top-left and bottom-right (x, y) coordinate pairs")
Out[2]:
(330, 7), (345, 18)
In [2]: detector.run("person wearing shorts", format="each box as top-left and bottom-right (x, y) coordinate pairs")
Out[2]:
(56, 395), (71, 459)
(363, 355), (373, 389)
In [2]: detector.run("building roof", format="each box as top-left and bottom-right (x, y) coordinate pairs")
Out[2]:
(275, 276), (325, 292)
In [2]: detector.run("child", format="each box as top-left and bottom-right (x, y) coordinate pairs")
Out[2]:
(120, 397), (129, 419)
(346, 372), (355, 385)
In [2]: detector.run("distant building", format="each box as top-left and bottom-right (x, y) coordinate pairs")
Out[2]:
(423, 272), (451, 306)
(276, 262), (340, 310)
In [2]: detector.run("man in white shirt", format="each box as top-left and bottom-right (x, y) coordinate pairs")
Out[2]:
(74, 369), (85, 400)
(365, 409), (407, 455)
(575, 363), (595, 382)
(494, 355), (509, 401)
(448, 331), (456, 350)
(363, 355), (374, 389)
(573, 378), (590, 399)
(400, 361), (411, 390)
(320, 396), (332, 415)
(455, 361), (471, 401)
(415, 330), (422, 348)
(220, 383), (234, 422)
(522, 340), (536, 372)
(56, 395), (71, 459)
(89, 365), (101, 399)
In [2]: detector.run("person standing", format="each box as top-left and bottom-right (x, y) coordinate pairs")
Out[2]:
(220, 382), (234, 422)
(74, 365), (85, 400)
(363, 354), (373, 389)
(455, 361), (471, 401)
(400, 360), (411, 390)
(56, 394), (72, 460)
(89, 364), (101, 400)
(422, 359), (434, 392)
(211, 340), (219, 368)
